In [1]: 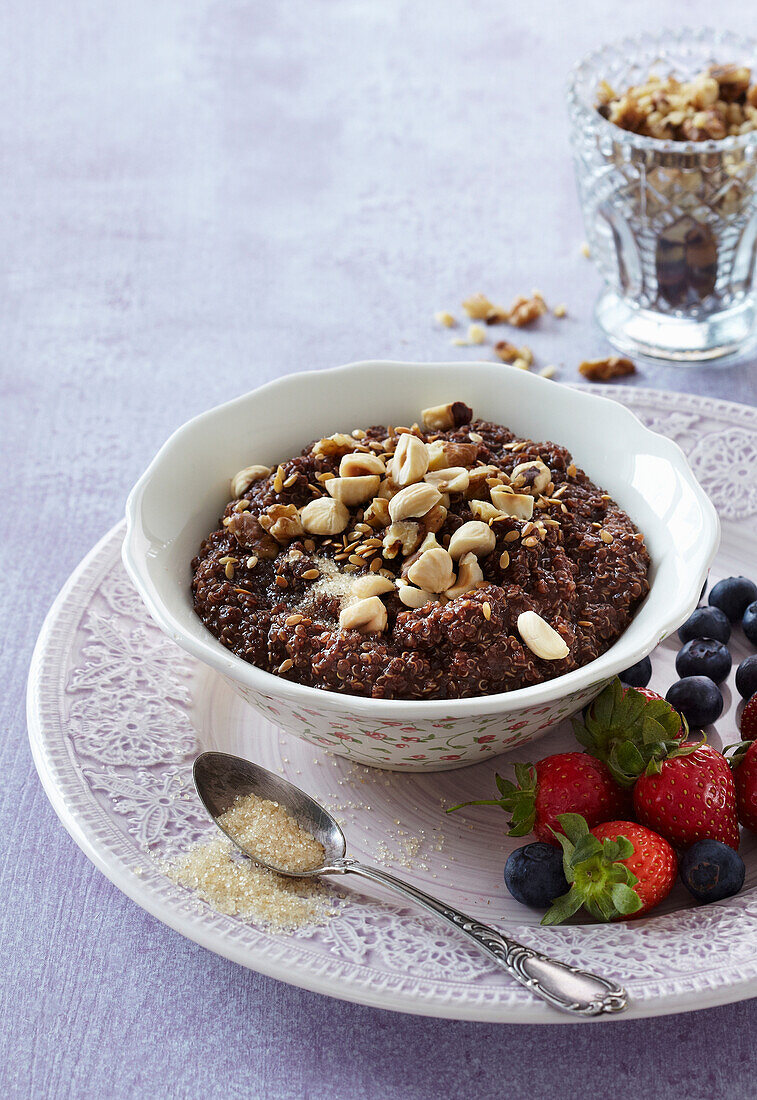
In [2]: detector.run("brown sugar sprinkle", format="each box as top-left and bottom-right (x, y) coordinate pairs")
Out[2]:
(164, 792), (335, 932)
(579, 356), (636, 382)
(302, 569), (320, 580)
(482, 601), (492, 621)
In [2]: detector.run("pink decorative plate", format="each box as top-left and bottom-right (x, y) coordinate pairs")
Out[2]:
(28, 387), (757, 1023)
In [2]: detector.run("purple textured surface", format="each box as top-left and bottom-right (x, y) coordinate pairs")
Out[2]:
(3, 0), (757, 1096)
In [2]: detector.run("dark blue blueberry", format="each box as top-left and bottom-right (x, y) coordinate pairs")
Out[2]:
(666, 676), (723, 728)
(675, 639), (732, 685)
(743, 601), (757, 647)
(504, 842), (568, 909)
(735, 656), (757, 701)
(679, 840), (745, 903)
(709, 576), (757, 622)
(619, 655), (652, 688)
(678, 606), (731, 646)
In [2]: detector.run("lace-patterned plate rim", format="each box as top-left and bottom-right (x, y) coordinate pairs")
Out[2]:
(27, 387), (757, 1024)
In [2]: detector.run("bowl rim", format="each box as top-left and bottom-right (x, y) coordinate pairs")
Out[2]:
(123, 360), (720, 717)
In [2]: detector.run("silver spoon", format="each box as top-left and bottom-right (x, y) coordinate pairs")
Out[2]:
(193, 751), (628, 1018)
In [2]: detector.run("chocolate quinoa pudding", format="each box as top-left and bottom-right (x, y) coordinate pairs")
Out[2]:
(191, 401), (650, 700)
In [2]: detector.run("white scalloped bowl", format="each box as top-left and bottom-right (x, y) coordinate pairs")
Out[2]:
(123, 361), (719, 771)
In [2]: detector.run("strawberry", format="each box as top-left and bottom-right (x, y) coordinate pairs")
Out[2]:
(574, 678), (687, 787)
(727, 740), (757, 832)
(633, 742), (740, 851)
(542, 814), (677, 924)
(447, 752), (630, 844)
(740, 694), (757, 741)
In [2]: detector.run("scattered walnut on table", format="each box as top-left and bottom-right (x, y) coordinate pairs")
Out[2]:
(578, 355), (636, 382)
(506, 291), (548, 327)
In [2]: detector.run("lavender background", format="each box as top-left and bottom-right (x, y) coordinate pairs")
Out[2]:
(4, 1), (757, 1096)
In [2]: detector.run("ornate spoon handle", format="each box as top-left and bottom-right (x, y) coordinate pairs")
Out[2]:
(332, 859), (627, 1018)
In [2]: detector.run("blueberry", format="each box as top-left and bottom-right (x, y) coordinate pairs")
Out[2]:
(504, 842), (568, 909)
(709, 576), (757, 622)
(679, 840), (745, 903)
(735, 656), (757, 701)
(619, 655), (652, 688)
(675, 639), (732, 685)
(666, 676), (723, 728)
(743, 602), (757, 647)
(678, 606), (731, 646)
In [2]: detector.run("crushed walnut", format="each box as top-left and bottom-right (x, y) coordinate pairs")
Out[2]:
(597, 64), (757, 141)
(461, 291), (547, 329)
(578, 355), (636, 382)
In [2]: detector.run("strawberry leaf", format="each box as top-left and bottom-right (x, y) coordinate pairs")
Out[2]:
(609, 883), (643, 915)
(541, 813), (640, 925)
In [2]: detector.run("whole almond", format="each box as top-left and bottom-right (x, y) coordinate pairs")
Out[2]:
(517, 610), (569, 660)
(388, 483), (442, 523)
(300, 498), (350, 536)
(230, 464), (271, 498)
(391, 433), (429, 486)
(490, 488), (534, 520)
(448, 520), (496, 560)
(326, 475), (380, 506)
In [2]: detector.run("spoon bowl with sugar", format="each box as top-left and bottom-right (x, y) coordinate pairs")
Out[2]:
(193, 750), (628, 1018)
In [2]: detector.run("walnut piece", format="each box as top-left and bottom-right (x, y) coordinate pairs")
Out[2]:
(264, 504), (304, 542)
(578, 355), (636, 382)
(226, 512), (280, 559)
(598, 63), (757, 140)
(506, 292), (547, 327)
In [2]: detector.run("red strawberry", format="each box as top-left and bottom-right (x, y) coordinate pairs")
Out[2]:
(633, 742), (740, 851)
(542, 814), (677, 924)
(447, 752), (630, 844)
(740, 695), (757, 741)
(727, 740), (757, 832)
(574, 678), (687, 787)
